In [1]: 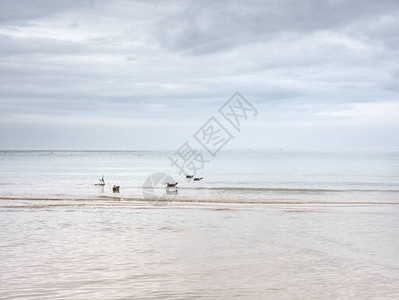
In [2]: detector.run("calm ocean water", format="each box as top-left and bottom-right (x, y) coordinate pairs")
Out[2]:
(1, 150), (399, 299)
(0, 150), (398, 203)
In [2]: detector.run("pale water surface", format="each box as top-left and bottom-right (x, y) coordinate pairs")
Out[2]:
(0, 151), (399, 299)
(0, 150), (398, 203)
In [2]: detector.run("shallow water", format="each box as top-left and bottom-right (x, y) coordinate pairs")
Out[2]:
(0, 150), (398, 203)
(0, 201), (398, 299)
(1, 150), (399, 299)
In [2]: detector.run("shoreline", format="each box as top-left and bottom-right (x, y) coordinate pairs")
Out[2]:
(2, 196), (399, 207)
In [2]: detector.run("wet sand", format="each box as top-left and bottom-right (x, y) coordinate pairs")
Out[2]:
(1, 199), (398, 299)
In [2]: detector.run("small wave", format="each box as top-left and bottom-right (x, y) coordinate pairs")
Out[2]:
(1, 196), (399, 207)
(146, 186), (399, 193)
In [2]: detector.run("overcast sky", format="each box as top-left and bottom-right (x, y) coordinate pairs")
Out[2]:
(0, 0), (398, 150)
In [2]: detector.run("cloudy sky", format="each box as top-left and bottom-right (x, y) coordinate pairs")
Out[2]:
(0, 0), (398, 150)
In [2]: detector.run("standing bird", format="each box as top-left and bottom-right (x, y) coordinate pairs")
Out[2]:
(113, 185), (120, 192)
(96, 176), (105, 186)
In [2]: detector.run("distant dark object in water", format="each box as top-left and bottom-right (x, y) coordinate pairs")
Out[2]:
(193, 177), (203, 181)
(185, 174), (194, 179)
(165, 182), (178, 188)
(113, 185), (120, 192)
(95, 175), (105, 186)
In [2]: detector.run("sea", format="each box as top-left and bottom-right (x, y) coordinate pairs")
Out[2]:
(0, 150), (399, 299)
(0, 150), (398, 203)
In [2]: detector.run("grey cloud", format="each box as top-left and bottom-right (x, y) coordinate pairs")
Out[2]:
(0, 33), (82, 55)
(0, 0), (94, 25)
(155, 0), (399, 54)
(0, 0), (398, 150)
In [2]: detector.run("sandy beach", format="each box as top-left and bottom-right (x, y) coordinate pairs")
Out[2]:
(1, 198), (398, 299)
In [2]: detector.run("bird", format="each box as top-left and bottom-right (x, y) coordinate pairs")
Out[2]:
(165, 182), (178, 188)
(112, 185), (120, 192)
(96, 176), (105, 186)
(193, 177), (203, 181)
(185, 174), (194, 179)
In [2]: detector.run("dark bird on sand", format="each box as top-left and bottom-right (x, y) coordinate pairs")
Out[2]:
(193, 177), (203, 181)
(165, 182), (178, 188)
(185, 174), (194, 179)
(113, 185), (120, 192)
